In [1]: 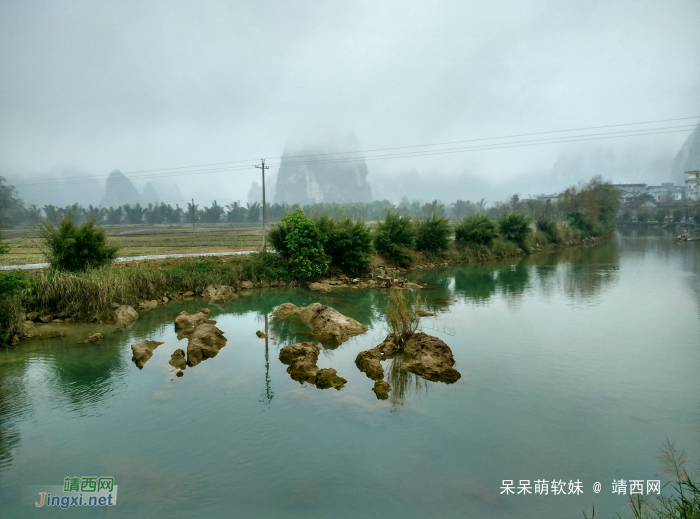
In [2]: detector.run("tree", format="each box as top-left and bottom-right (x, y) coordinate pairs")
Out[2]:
(247, 202), (261, 223)
(38, 215), (119, 271)
(277, 209), (329, 280)
(497, 212), (532, 247)
(373, 211), (416, 267)
(201, 201), (225, 223)
(415, 215), (451, 255)
(319, 217), (373, 276)
(455, 214), (498, 247)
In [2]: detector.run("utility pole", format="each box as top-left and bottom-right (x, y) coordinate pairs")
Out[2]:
(255, 159), (269, 252)
(191, 198), (195, 234)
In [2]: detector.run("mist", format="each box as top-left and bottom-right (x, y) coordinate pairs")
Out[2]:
(1, 0), (699, 207)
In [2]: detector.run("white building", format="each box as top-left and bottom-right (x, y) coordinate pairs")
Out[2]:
(686, 171), (700, 201)
(646, 183), (684, 202)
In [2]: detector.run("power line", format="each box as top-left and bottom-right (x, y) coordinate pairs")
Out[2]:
(10, 116), (699, 187)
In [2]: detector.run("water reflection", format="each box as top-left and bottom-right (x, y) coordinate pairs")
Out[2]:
(385, 354), (427, 406)
(0, 356), (27, 473)
(410, 238), (621, 305)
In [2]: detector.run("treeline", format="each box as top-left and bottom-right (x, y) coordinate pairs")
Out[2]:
(1, 175), (620, 228)
(268, 176), (621, 278)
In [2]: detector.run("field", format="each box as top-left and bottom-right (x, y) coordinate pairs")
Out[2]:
(0, 223), (265, 266)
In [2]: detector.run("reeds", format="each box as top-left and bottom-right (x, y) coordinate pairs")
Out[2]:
(386, 288), (422, 346)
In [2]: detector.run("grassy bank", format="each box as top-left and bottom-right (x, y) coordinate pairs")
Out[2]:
(0, 227), (607, 347)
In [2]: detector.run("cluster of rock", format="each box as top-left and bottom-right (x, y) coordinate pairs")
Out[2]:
(279, 342), (347, 390)
(355, 332), (461, 400)
(130, 307), (227, 375)
(306, 269), (424, 292)
(270, 301), (461, 398)
(271, 302), (368, 343)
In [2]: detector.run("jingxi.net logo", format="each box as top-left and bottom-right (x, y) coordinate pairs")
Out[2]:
(26, 477), (117, 509)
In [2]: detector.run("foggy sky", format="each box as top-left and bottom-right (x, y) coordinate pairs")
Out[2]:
(1, 0), (699, 206)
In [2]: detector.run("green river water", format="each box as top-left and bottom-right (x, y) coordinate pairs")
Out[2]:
(0, 229), (698, 518)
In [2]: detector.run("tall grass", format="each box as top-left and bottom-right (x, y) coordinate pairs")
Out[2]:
(23, 253), (289, 319)
(0, 295), (25, 345)
(386, 288), (422, 346)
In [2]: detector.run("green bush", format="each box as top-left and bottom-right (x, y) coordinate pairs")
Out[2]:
(38, 215), (119, 271)
(267, 222), (290, 258)
(374, 211), (416, 267)
(535, 217), (559, 244)
(497, 212), (532, 248)
(0, 239), (28, 346)
(567, 211), (593, 237)
(455, 214), (498, 247)
(415, 215), (451, 256)
(318, 217), (373, 277)
(277, 209), (329, 280)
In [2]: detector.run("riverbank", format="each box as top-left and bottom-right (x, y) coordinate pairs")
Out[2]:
(2, 233), (610, 347)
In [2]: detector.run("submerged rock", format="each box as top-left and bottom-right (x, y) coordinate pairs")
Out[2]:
(271, 302), (368, 344)
(174, 310), (216, 338)
(114, 305), (139, 327)
(82, 333), (103, 344)
(186, 323), (227, 367)
(202, 284), (238, 304)
(131, 340), (164, 369)
(168, 348), (187, 370)
(278, 342), (347, 390)
(255, 330), (267, 338)
(372, 380), (391, 400)
(138, 300), (158, 311)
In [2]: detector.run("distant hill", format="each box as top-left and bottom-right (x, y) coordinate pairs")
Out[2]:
(100, 170), (144, 207)
(671, 125), (700, 181)
(274, 132), (372, 205)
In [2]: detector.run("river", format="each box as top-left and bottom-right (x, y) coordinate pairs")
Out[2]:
(0, 229), (698, 518)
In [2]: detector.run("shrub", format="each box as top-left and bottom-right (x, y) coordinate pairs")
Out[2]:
(277, 209), (329, 280)
(497, 212), (532, 248)
(567, 211), (593, 237)
(455, 214), (498, 247)
(318, 217), (373, 277)
(374, 211), (416, 267)
(267, 222), (290, 258)
(524, 230), (549, 250)
(535, 217), (559, 244)
(38, 215), (119, 271)
(415, 215), (451, 256)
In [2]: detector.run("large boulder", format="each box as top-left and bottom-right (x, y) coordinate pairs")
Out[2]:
(186, 323), (227, 367)
(202, 284), (238, 304)
(174, 310), (216, 338)
(114, 305), (139, 327)
(272, 302), (368, 344)
(401, 333), (461, 383)
(279, 342), (347, 390)
(131, 340), (164, 369)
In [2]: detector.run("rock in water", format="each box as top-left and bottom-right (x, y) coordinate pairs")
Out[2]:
(372, 380), (391, 400)
(202, 284), (238, 304)
(186, 323), (227, 367)
(271, 302), (367, 344)
(114, 305), (139, 327)
(174, 310), (216, 338)
(273, 132), (372, 205)
(82, 333), (104, 344)
(168, 349), (187, 370)
(278, 342), (347, 390)
(355, 332), (460, 393)
(131, 340), (164, 369)
(255, 330), (267, 338)
(401, 333), (461, 383)
(355, 334), (399, 380)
